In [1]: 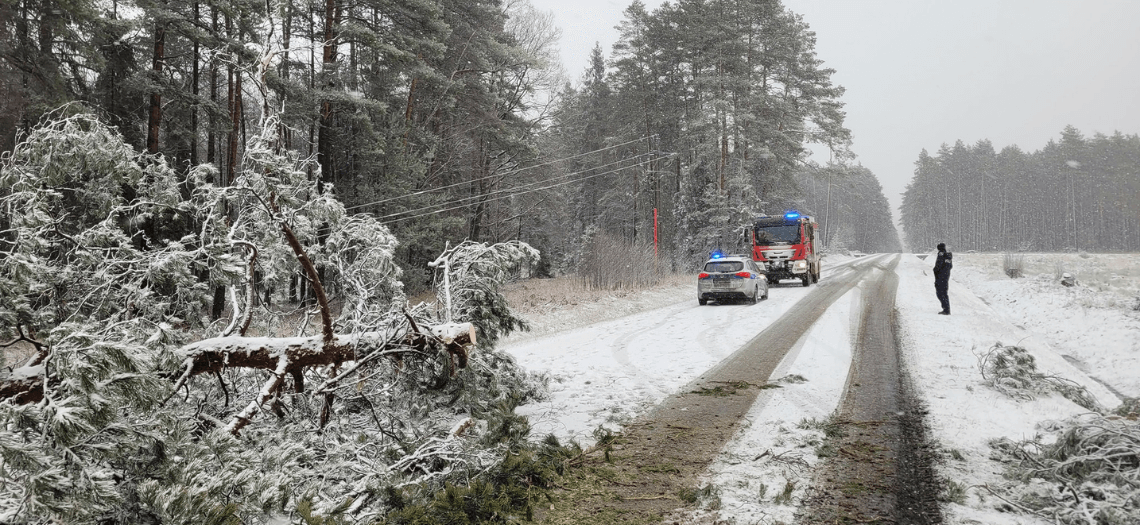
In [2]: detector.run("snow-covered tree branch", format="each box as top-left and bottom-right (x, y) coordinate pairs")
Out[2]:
(0, 107), (544, 523)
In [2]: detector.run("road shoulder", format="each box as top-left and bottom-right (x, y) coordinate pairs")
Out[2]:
(893, 254), (1117, 524)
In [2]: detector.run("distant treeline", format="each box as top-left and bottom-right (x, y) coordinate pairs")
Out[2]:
(800, 163), (902, 254)
(900, 126), (1140, 253)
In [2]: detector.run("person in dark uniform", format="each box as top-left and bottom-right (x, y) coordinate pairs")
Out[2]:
(933, 243), (952, 315)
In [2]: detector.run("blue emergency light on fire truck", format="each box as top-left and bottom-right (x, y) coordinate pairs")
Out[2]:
(746, 211), (821, 287)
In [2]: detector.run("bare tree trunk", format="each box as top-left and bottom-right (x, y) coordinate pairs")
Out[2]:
(38, 0), (53, 54)
(17, 0), (30, 134)
(469, 137), (487, 241)
(280, 0), (291, 149)
(226, 14), (240, 186)
(306, 6), (315, 180)
(317, 0), (338, 189)
(146, 22), (166, 154)
(207, 7), (217, 168)
(206, 6), (225, 320)
(189, 2), (199, 164)
(633, 155), (639, 243)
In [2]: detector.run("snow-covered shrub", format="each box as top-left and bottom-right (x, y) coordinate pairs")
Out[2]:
(1060, 272), (1077, 287)
(0, 109), (248, 523)
(989, 415), (1140, 524)
(1003, 252), (1025, 278)
(1115, 397), (1140, 419)
(977, 344), (1100, 411)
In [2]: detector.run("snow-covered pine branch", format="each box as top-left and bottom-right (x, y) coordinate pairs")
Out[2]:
(1, 107), (547, 523)
(430, 239), (539, 348)
(161, 321), (476, 434)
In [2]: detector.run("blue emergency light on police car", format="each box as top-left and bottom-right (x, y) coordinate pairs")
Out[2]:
(710, 250), (725, 259)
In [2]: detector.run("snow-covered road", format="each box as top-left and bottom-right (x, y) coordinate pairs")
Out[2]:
(500, 253), (1134, 524)
(503, 256), (873, 444)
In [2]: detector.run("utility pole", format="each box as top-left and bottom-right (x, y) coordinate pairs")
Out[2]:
(823, 165), (833, 249)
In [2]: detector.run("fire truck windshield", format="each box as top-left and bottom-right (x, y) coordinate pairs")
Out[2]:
(754, 225), (800, 245)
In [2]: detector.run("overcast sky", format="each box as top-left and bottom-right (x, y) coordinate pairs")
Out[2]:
(528, 0), (1140, 222)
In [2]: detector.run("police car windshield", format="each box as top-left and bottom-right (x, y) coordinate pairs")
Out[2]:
(704, 261), (744, 273)
(754, 225), (800, 244)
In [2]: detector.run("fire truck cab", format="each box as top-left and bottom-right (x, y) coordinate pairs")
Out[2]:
(747, 211), (821, 287)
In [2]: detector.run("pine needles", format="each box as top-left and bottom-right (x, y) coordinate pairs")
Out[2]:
(376, 425), (581, 525)
(978, 343), (1100, 411)
(980, 344), (1140, 523)
(990, 415), (1140, 524)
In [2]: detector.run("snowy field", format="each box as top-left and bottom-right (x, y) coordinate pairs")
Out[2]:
(499, 252), (1140, 524)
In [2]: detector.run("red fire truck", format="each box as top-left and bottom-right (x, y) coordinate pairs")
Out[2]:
(747, 211), (821, 286)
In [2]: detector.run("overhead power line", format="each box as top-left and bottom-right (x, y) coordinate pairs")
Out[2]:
(376, 154), (654, 222)
(380, 153), (673, 225)
(344, 135), (656, 211)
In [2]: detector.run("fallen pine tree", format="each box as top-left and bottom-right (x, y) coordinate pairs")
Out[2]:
(0, 108), (546, 523)
(166, 319), (476, 435)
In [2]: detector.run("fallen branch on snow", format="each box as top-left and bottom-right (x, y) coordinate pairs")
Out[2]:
(3, 323), (476, 432)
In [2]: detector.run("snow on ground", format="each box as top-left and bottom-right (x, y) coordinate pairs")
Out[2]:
(894, 254), (1124, 525)
(499, 253), (1139, 524)
(503, 274), (810, 443)
(951, 253), (1140, 399)
(692, 284), (858, 524)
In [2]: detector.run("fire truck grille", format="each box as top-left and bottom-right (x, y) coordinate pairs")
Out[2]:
(763, 249), (794, 261)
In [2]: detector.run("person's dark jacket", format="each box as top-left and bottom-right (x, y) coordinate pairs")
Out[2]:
(933, 250), (952, 284)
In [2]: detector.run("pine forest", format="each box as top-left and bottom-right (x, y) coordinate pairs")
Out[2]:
(899, 128), (1140, 253)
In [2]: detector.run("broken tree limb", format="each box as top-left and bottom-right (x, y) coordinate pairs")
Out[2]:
(0, 374), (43, 405)
(430, 322), (476, 370)
(224, 353), (289, 436)
(270, 192), (334, 345)
(3, 322), (476, 409)
(174, 322), (475, 435)
(175, 323), (475, 379)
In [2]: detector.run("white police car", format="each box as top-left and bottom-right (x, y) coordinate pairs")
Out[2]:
(696, 253), (769, 305)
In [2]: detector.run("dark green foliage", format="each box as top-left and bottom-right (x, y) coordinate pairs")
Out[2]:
(479, 399), (534, 448)
(296, 498), (355, 525)
(435, 240), (539, 350)
(457, 278), (530, 348)
(377, 419), (580, 525)
(202, 504), (243, 525)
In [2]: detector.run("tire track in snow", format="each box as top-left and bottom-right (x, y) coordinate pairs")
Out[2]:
(800, 254), (944, 525)
(541, 254), (889, 523)
(609, 300), (705, 398)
